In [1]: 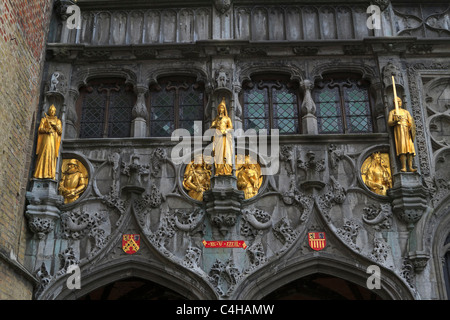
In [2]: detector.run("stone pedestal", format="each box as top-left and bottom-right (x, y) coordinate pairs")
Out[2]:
(25, 179), (64, 239)
(388, 172), (430, 230)
(388, 172), (431, 271)
(203, 175), (244, 237)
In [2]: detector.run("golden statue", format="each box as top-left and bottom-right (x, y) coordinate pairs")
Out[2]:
(33, 105), (62, 179)
(387, 77), (416, 172)
(236, 155), (263, 199)
(361, 152), (392, 196)
(210, 97), (233, 176)
(59, 159), (88, 204)
(183, 157), (212, 201)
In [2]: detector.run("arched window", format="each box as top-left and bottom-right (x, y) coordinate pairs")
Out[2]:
(149, 77), (204, 137)
(77, 78), (135, 138)
(314, 74), (374, 134)
(242, 75), (301, 134)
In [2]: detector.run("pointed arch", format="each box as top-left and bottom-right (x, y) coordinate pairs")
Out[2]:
(232, 253), (415, 300)
(40, 256), (217, 300)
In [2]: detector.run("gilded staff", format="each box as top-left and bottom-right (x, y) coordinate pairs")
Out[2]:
(392, 76), (399, 114)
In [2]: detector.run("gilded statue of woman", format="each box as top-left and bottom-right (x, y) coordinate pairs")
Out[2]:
(33, 105), (62, 180)
(387, 97), (416, 172)
(210, 97), (233, 176)
(361, 152), (392, 196)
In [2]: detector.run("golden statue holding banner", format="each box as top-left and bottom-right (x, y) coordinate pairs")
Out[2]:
(211, 97), (233, 176)
(387, 76), (417, 173)
(33, 105), (62, 180)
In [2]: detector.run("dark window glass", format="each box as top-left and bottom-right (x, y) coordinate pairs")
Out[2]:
(78, 79), (134, 138)
(243, 78), (300, 134)
(150, 78), (204, 137)
(314, 76), (373, 134)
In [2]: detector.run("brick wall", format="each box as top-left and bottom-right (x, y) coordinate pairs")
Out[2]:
(0, 0), (53, 299)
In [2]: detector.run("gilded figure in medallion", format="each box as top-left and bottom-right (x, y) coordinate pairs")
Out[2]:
(236, 155), (263, 199)
(33, 105), (62, 180)
(59, 159), (88, 204)
(183, 157), (212, 201)
(361, 152), (392, 196)
(210, 97), (233, 176)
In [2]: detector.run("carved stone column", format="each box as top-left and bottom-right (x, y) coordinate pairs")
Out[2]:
(300, 79), (318, 135)
(388, 173), (430, 230)
(131, 85), (148, 138)
(25, 179), (64, 239)
(203, 176), (244, 238)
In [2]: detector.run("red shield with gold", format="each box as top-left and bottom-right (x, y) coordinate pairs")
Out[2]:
(122, 234), (140, 254)
(308, 232), (326, 251)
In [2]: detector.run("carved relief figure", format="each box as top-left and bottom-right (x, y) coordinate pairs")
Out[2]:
(33, 105), (62, 179)
(183, 157), (212, 201)
(59, 159), (88, 204)
(361, 152), (392, 196)
(237, 155), (262, 199)
(211, 97), (233, 175)
(387, 97), (417, 172)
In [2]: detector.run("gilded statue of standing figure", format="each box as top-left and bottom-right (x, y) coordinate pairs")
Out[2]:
(33, 105), (62, 180)
(210, 97), (233, 176)
(387, 76), (416, 173)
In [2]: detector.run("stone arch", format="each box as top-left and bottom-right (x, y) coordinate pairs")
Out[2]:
(41, 256), (217, 300)
(233, 253), (415, 300)
(70, 67), (138, 91)
(238, 64), (304, 85)
(311, 62), (377, 84)
(427, 199), (450, 299)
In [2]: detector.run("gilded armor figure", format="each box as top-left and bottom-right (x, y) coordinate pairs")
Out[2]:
(388, 77), (416, 173)
(387, 97), (417, 172)
(33, 105), (62, 180)
(361, 152), (392, 196)
(211, 97), (233, 176)
(183, 158), (212, 201)
(59, 159), (88, 204)
(236, 155), (262, 199)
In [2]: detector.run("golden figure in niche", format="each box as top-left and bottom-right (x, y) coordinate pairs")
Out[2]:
(236, 155), (263, 199)
(33, 105), (62, 180)
(387, 77), (417, 172)
(361, 152), (392, 196)
(210, 97), (233, 176)
(59, 159), (88, 204)
(183, 157), (212, 201)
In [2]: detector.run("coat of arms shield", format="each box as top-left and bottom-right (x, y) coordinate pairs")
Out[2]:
(122, 234), (140, 254)
(308, 232), (326, 251)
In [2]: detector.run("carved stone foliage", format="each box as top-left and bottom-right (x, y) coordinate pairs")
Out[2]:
(363, 203), (393, 231)
(336, 219), (360, 252)
(60, 208), (109, 257)
(208, 258), (241, 297)
(35, 137), (423, 300)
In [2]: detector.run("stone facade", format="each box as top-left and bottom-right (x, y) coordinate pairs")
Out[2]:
(0, 0), (53, 300)
(21, 0), (450, 300)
